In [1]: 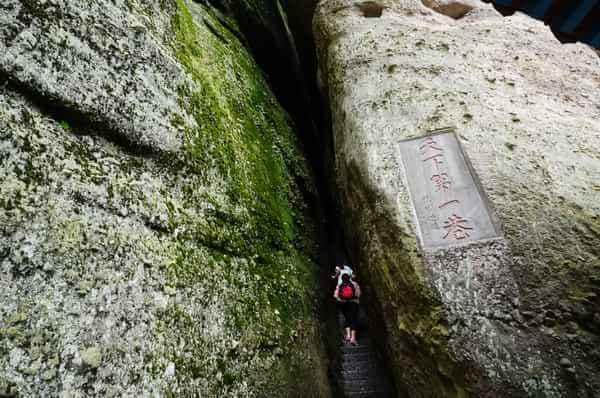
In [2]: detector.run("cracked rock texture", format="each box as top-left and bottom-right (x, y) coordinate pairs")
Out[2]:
(315, 0), (600, 396)
(0, 0), (330, 396)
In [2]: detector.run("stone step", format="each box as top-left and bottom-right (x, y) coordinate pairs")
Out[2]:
(339, 351), (378, 362)
(340, 378), (389, 392)
(339, 361), (379, 374)
(339, 372), (386, 382)
(340, 345), (372, 355)
(339, 360), (380, 374)
(339, 359), (381, 373)
(340, 351), (375, 364)
(334, 307), (393, 397)
(338, 359), (378, 371)
(341, 372), (389, 382)
(343, 390), (390, 398)
(339, 368), (382, 380)
(341, 351), (375, 361)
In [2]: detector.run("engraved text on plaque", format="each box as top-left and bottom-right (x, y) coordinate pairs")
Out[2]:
(399, 130), (500, 248)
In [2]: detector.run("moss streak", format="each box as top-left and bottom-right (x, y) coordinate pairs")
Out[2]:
(154, 1), (325, 395)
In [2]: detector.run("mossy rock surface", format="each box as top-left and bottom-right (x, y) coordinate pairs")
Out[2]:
(0, 0), (329, 396)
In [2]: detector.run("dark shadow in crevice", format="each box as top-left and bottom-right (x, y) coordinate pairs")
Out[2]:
(192, 0), (249, 46)
(201, 0), (400, 394)
(202, 17), (229, 44)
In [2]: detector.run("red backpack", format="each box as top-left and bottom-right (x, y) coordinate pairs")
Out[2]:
(338, 282), (356, 300)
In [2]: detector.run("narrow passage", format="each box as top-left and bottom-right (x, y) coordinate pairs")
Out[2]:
(223, 2), (401, 394)
(332, 326), (395, 397)
(325, 236), (396, 397)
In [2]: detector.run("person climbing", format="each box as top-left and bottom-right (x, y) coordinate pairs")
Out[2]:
(334, 273), (361, 345)
(332, 263), (354, 287)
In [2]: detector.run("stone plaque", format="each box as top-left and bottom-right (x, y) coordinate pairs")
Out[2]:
(399, 130), (500, 248)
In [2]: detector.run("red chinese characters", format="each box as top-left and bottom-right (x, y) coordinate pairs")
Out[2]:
(419, 137), (444, 169)
(443, 214), (473, 240)
(419, 135), (474, 241)
(430, 173), (451, 192)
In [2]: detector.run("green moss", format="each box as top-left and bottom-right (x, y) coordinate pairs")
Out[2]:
(59, 120), (70, 130)
(153, 1), (325, 395)
(171, 0), (305, 251)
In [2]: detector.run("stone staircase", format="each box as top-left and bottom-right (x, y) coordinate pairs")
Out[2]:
(333, 334), (394, 397)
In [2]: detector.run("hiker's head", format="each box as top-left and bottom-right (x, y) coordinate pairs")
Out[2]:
(341, 273), (351, 283)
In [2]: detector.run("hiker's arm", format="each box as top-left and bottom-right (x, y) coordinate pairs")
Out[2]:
(331, 267), (340, 279)
(333, 287), (339, 300)
(354, 283), (361, 298)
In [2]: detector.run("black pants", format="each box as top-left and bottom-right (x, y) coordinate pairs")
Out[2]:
(338, 301), (359, 330)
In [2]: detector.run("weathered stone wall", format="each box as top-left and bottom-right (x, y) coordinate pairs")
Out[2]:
(314, 0), (600, 396)
(0, 0), (330, 396)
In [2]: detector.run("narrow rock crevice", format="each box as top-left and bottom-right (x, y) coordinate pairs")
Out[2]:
(221, 1), (401, 396)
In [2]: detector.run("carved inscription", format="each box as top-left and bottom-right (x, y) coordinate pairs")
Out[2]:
(399, 131), (499, 248)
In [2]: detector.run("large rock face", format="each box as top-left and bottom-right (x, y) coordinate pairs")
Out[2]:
(314, 0), (600, 396)
(0, 0), (330, 396)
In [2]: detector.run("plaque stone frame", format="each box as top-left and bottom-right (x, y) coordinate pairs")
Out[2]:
(398, 128), (501, 249)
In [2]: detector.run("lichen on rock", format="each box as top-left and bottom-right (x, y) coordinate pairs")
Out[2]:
(0, 0), (329, 396)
